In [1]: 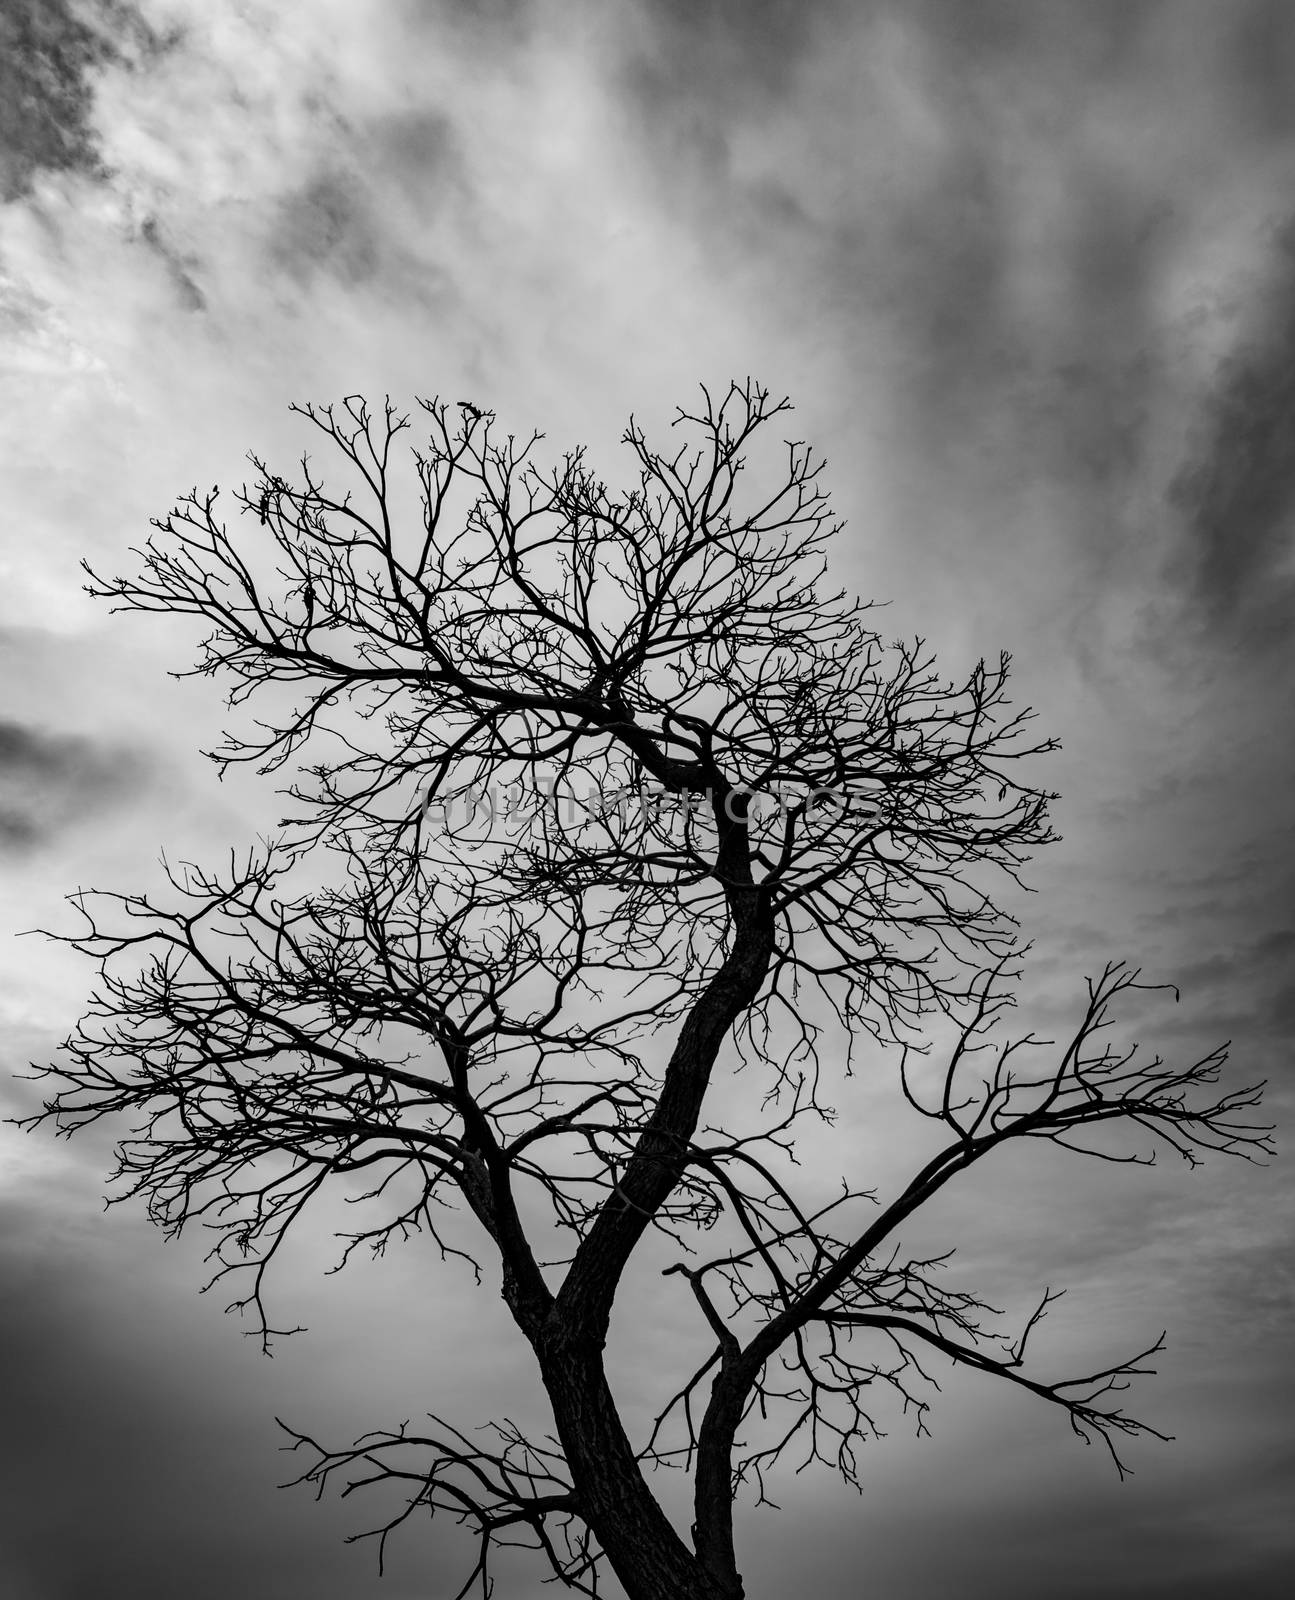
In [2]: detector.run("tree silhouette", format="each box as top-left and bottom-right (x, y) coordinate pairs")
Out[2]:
(23, 383), (1270, 1600)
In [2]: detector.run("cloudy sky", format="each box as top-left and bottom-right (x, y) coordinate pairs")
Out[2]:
(2, 2), (1293, 1596)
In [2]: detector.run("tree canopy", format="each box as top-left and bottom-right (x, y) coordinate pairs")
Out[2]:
(24, 382), (1270, 1600)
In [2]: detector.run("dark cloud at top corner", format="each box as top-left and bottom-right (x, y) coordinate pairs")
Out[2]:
(0, 0), (179, 204)
(0, 0), (109, 202)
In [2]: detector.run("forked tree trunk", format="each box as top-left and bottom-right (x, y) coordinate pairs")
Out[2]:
(536, 1327), (744, 1600)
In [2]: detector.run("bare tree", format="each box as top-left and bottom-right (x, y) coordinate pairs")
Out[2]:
(22, 383), (1269, 1600)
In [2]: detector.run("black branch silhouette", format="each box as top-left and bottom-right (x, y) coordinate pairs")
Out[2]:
(19, 382), (1271, 1600)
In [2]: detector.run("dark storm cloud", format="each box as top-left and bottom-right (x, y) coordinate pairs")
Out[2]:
(748, 1437), (1295, 1600)
(0, 0), (113, 201)
(631, 0), (1292, 122)
(0, 1196), (392, 1600)
(0, 1007), (510, 1599)
(821, 15), (1175, 502)
(0, 0), (177, 202)
(620, 0), (1295, 635)
(1169, 220), (1295, 628)
(622, 0), (1174, 510)
(0, 720), (146, 853)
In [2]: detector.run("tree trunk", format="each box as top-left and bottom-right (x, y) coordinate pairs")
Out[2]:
(536, 1326), (744, 1600)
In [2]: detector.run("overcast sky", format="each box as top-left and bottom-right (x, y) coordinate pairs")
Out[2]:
(2, 3), (1293, 1597)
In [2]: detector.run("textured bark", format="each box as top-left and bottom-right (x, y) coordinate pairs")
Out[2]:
(693, 1360), (748, 1585)
(536, 1327), (744, 1600)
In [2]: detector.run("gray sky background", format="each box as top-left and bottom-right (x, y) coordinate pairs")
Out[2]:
(1, 3), (1292, 1597)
